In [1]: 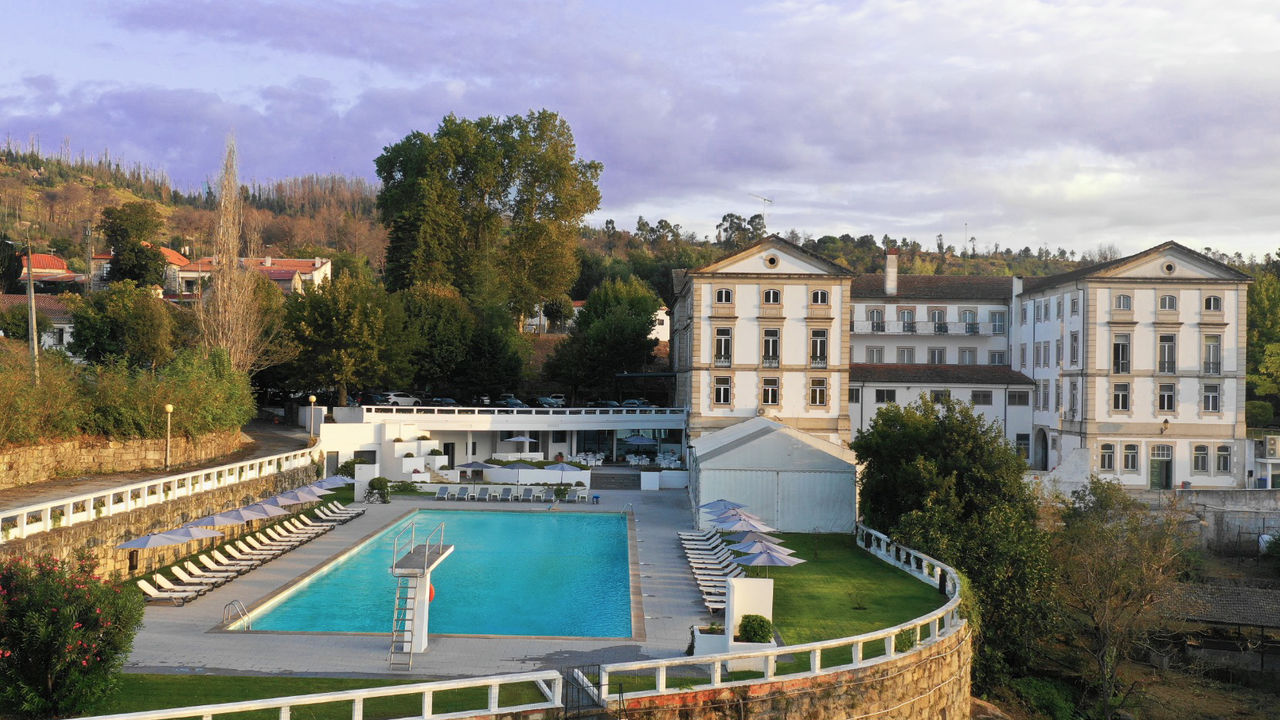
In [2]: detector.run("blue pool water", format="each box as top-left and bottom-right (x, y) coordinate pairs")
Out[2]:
(248, 510), (631, 637)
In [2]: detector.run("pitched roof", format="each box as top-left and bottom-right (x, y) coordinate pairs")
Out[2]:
(692, 235), (855, 276)
(19, 253), (69, 272)
(0, 293), (72, 321)
(1022, 241), (1252, 291)
(848, 363), (1034, 386)
(92, 246), (189, 266)
(849, 274), (1013, 301)
(257, 268), (300, 281)
(185, 257), (327, 274)
(691, 416), (857, 466)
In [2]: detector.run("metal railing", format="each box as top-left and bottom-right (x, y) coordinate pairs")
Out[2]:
(363, 406), (687, 418)
(1203, 361), (1221, 375)
(75, 670), (564, 720)
(852, 320), (1002, 336)
(0, 448), (316, 544)
(761, 356), (779, 368)
(810, 356), (828, 369)
(594, 523), (963, 703)
(713, 355), (732, 368)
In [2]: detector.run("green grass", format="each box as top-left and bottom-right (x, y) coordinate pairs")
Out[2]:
(100, 675), (545, 719)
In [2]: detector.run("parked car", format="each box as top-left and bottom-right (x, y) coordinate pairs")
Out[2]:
(495, 396), (529, 408)
(622, 398), (655, 408)
(588, 400), (620, 408)
(529, 396), (559, 408)
(382, 391), (422, 406)
(430, 397), (460, 407)
(472, 394), (491, 406)
(548, 393), (566, 406)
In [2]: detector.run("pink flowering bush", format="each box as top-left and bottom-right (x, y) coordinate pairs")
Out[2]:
(0, 552), (144, 718)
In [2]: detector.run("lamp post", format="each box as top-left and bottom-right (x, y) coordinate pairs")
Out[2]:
(308, 395), (317, 441)
(164, 404), (174, 469)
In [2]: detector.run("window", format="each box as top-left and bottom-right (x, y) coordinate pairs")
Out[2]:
(930, 308), (947, 333)
(1115, 294), (1131, 310)
(761, 377), (779, 405)
(1020, 303), (1028, 325)
(1113, 382), (1130, 411)
(927, 347), (946, 364)
(1069, 380), (1078, 418)
(869, 308), (885, 332)
(715, 288), (733, 304)
(896, 347), (915, 364)
(713, 376), (731, 404)
(1070, 332), (1079, 365)
(1054, 381), (1061, 411)
(1071, 295), (1079, 315)
(809, 329), (828, 368)
(1055, 339), (1062, 367)
(1216, 445), (1231, 472)
(1203, 383), (1220, 412)
(930, 389), (950, 403)
(1042, 341), (1052, 367)
(1113, 333), (1130, 373)
(1123, 444), (1139, 471)
(959, 347), (977, 365)
(866, 346), (884, 363)
(1015, 434), (1030, 459)
(762, 328), (780, 367)
(1158, 383), (1175, 412)
(1159, 294), (1177, 311)
(810, 289), (829, 305)
(1203, 334), (1221, 375)
(971, 390), (993, 405)
(849, 388), (861, 403)
(899, 308), (916, 333)
(875, 388), (897, 403)
(1008, 390), (1030, 406)
(763, 288), (780, 304)
(1034, 301), (1042, 323)
(551, 430), (567, 443)
(989, 350), (1007, 365)
(1193, 445), (1208, 473)
(1033, 343), (1042, 367)
(961, 309), (978, 334)
(1056, 297), (1063, 319)
(1100, 443), (1115, 470)
(991, 311), (1006, 335)
(809, 378), (827, 406)
(1204, 295), (1222, 311)
(1151, 444), (1172, 460)
(1158, 334), (1176, 374)
(714, 327), (732, 367)
(1020, 344), (1027, 367)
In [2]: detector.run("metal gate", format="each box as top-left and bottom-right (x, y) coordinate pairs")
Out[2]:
(562, 664), (605, 717)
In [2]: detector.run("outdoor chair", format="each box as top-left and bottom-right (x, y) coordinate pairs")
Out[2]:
(282, 519), (327, 537)
(678, 529), (718, 542)
(520, 487), (534, 502)
(234, 538), (282, 558)
(315, 506), (353, 523)
(152, 573), (207, 596)
(225, 543), (275, 563)
(186, 560), (238, 579)
(434, 486), (450, 500)
(172, 566), (224, 588)
(499, 487), (514, 501)
(248, 530), (301, 549)
(211, 549), (260, 570)
(476, 487), (491, 501)
(329, 501), (366, 517)
(264, 526), (310, 545)
(319, 502), (360, 518)
(137, 579), (197, 606)
(297, 514), (338, 530)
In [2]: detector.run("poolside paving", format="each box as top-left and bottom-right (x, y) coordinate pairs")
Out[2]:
(127, 488), (712, 678)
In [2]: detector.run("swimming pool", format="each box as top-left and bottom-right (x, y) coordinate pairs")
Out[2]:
(245, 510), (632, 638)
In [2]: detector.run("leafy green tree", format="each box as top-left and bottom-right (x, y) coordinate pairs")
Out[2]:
(1247, 271), (1280, 398)
(851, 395), (1054, 691)
(65, 281), (175, 368)
(99, 202), (167, 286)
(280, 273), (393, 406)
(542, 294), (573, 332)
(1053, 478), (1190, 719)
(545, 276), (660, 394)
(453, 304), (528, 399)
(0, 236), (21, 294)
(0, 552), (145, 718)
(0, 305), (50, 342)
(398, 284), (475, 390)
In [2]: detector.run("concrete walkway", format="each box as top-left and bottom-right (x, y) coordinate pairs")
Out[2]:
(127, 488), (711, 678)
(0, 423), (309, 514)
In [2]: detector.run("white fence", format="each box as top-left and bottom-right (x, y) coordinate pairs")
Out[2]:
(77, 670), (563, 720)
(0, 449), (316, 544)
(593, 523), (963, 703)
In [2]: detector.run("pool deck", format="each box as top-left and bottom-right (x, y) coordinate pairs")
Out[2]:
(127, 489), (710, 677)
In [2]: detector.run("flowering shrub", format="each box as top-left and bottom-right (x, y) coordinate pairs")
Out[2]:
(0, 552), (144, 718)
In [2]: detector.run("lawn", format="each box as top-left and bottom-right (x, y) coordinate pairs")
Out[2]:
(99, 675), (545, 720)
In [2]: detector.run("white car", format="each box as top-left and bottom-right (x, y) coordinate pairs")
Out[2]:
(382, 392), (421, 406)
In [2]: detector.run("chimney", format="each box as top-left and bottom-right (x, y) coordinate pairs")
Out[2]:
(884, 249), (899, 296)
(263, 256), (272, 267)
(314, 257), (323, 268)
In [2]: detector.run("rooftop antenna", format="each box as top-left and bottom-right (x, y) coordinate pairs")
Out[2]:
(748, 193), (773, 224)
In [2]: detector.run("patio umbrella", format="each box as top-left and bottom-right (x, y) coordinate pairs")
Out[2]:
(456, 461), (496, 470)
(504, 461), (538, 469)
(713, 517), (777, 533)
(544, 461), (584, 486)
(314, 475), (351, 489)
(267, 487), (328, 506)
(503, 435), (536, 457)
(244, 502), (290, 518)
(699, 499), (746, 512)
(186, 506), (272, 527)
(163, 526), (224, 541)
(727, 531), (783, 544)
(727, 540), (794, 555)
(116, 532), (187, 549)
(735, 548), (806, 577)
(710, 508), (762, 521)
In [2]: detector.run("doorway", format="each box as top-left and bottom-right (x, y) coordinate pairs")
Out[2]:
(1034, 429), (1049, 471)
(442, 442), (455, 467)
(1149, 444), (1173, 489)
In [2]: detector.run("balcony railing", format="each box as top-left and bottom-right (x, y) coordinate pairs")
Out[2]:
(853, 321), (1001, 336)
(810, 356), (828, 369)
(713, 355), (732, 368)
(1203, 361), (1221, 375)
(761, 355), (780, 368)
(1158, 360), (1177, 374)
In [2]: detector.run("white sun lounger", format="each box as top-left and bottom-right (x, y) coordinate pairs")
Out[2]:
(153, 573), (207, 596)
(172, 566), (224, 588)
(186, 560), (238, 579)
(137, 578), (197, 606)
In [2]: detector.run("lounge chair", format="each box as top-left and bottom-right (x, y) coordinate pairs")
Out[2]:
(520, 487), (534, 502)
(678, 529), (718, 542)
(210, 550), (259, 570)
(434, 486), (450, 500)
(453, 487), (468, 500)
(186, 560), (238, 579)
(225, 543), (274, 563)
(283, 519), (327, 537)
(686, 549), (735, 564)
(329, 501), (365, 517)
(499, 487), (514, 501)
(705, 597), (725, 613)
(297, 515), (338, 530)
(264, 526), (309, 545)
(243, 536), (291, 556)
(315, 506), (353, 524)
(137, 578), (197, 606)
(233, 539), (282, 558)
(152, 573), (207, 596)
(172, 566), (224, 588)
(249, 530), (300, 549)
(476, 487), (491, 502)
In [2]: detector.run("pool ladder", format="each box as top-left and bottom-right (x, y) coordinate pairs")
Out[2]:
(388, 577), (415, 670)
(222, 600), (250, 630)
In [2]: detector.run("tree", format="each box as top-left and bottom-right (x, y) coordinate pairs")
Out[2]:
(0, 236), (20, 293)
(542, 295), (573, 332)
(99, 202), (166, 286)
(1053, 478), (1190, 719)
(0, 305), (50, 342)
(397, 284), (475, 392)
(544, 277), (660, 394)
(65, 281), (175, 368)
(0, 552), (145, 718)
(851, 395), (1054, 691)
(452, 304), (529, 399)
(280, 273), (392, 406)
(1246, 271), (1280, 398)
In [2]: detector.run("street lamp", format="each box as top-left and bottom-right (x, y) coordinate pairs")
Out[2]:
(164, 404), (174, 469)
(308, 395), (317, 441)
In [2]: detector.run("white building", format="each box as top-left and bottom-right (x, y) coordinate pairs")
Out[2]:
(0, 294), (74, 353)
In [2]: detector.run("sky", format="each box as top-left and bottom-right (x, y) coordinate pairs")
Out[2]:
(3, 0), (1279, 257)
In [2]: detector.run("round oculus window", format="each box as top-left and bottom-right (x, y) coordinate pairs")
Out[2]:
(1162, 261), (1175, 275)
(764, 254), (779, 268)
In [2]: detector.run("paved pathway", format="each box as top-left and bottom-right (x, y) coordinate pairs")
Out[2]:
(127, 488), (711, 678)
(0, 423), (309, 514)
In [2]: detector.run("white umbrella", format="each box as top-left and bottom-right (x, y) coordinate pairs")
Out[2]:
(714, 517), (777, 533)
(543, 461), (583, 486)
(699, 499), (746, 512)
(727, 531), (783, 544)
(187, 507), (271, 527)
(727, 540), (794, 555)
(735, 549), (806, 577)
(711, 508), (763, 522)
(116, 532), (186, 549)
(244, 502), (290, 518)
(164, 526), (223, 541)
(504, 435), (536, 456)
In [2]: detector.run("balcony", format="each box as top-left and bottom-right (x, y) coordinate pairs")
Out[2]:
(1157, 360), (1177, 374)
(761, 356), (780, 368)
(713, 355), (732, 368)
(810, 356), (828, 369)
(852, 321), (1000, 336)
(1203, 361), (1221, 375)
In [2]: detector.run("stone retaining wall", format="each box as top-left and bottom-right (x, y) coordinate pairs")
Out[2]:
(0, 429), (250, 490)
(0, 466), (316, 578)
(611, 628), (972, 720)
